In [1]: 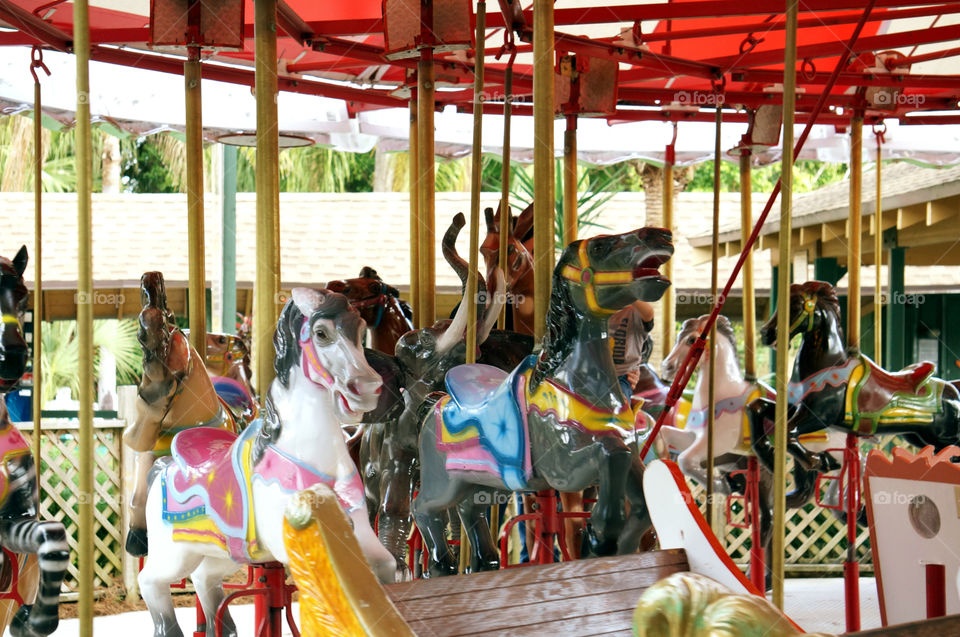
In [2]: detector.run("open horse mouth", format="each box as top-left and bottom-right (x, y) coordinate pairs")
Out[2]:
(633, 252), (672, 281)
(336, 391), (359, 417)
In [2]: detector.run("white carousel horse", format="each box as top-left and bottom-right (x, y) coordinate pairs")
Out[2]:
(138, 289), (399, 637)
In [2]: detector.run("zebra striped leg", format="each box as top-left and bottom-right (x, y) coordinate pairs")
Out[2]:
(4, 519), (69, 637)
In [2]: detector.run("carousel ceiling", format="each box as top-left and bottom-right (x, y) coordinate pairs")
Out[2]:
(2, 1), (960, 163)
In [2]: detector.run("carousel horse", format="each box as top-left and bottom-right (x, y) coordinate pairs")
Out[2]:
(748, 281), (960, 480)
(360, 213), (529, 564)
(327, 267), (414, 355)
(0, 247), (68, 637)
(413, 227), (674, 576)
(203, 332), (258, 426)
(139, 288), (399, 637)
(123, 272), (241, 557)
(480, 203), (535, 335)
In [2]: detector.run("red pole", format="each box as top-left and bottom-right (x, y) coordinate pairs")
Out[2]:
(926, 564), (947, 618)
(747, 456), (765, 591)
(844, 433), (861, 632)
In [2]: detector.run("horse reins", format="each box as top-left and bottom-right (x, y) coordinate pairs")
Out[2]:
(350, 294), (388, 329)
(560, 240), (635, 316)
(788, 295), (818, 334)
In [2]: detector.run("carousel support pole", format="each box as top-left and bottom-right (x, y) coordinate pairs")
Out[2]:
(254, 0), (280, 393)
(497, 49), (515, 330)
(74, 0), (94, 633)
(772, 0), (798, 611)
(661, 136), (676, 356)
(874, 128), (884, 365)
(417, 4), (436, 328)
(706, 103), (722, 529)
(848, 115), (863, 349)
(460, 0), (486, 574)
(31, 47), (48, 472)
(844, 113), (864, 633)
(408, 89), (421, 327)
(221, 144), (237, 335)
(186, 46), (207, 361)
(563, 114), (578, 246)
(885, 241), (905, 370)
(532, 0), (555, 342)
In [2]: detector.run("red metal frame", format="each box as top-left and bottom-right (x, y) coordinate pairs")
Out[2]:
(723, 457), (765, 592)
(498, 491), (591, 568)
(214, 563), (299, 637)
(0, 548), (24, 606)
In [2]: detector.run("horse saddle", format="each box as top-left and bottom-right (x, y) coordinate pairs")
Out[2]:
(442, 362), (528, 490)
(857, 359), (936, 413)
(848, 357), (943, 433)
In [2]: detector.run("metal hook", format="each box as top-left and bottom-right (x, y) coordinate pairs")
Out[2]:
(29, 46), (51, 85)
(801, 58), (817, 81)
(872, 121), (887, 145)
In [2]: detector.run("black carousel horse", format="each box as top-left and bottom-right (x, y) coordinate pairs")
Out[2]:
(0, 247), (69, 637)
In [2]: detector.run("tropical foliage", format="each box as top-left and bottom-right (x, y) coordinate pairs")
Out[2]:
(40, 319), (142, 405)
(687, 159), (849, 194)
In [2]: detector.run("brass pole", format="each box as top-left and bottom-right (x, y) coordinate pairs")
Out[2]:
(662, 158), (674, 354)
(185, 50), (206, 361)
(32, 64), (42, 470)
(465, 3), (485, 364)
(497, 56), (514, 330)
(417, 50), (436, 327)
(874, 132), (883, 365)
(254, 0), (280, 393)
(409, 90), (420, 327)
(706, 104), (721, 527)
(563, 114), (578, 246)
(773, 0), (798, 611)
(74, 0), (94, 632)
(848, 116), (863, 347)
(532, 0), (555, 342)
(740, 151), (756, 378)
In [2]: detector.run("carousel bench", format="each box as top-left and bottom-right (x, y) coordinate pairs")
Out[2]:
(384, 548), (690, 636)
(847, 614), (960, 636)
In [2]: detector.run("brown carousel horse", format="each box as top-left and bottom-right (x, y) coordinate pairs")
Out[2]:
(327, 268), (414, 355)
(480, 203), (535, 335)
(123, 272), (241, 557)
(0, 247), (68, 637)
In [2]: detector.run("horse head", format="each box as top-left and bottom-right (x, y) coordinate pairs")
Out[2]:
(136, 272), (186, 406)
(557, 228), (673, 320)
(327, 269), (400, 327)
(0, 246), (29, 392)
(661, 314), (737, 382)
(760, 281), (841, 346)
(273, 289), (382, 424)
(480, 203), (534, 295)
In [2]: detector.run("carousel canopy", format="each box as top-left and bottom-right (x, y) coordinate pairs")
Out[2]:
(1, 1), (960, 164)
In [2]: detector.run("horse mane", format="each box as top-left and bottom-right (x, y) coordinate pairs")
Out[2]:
(531, 243), (581, 390)
(714, 315), (738, 354)
(797, 280), (842, 326)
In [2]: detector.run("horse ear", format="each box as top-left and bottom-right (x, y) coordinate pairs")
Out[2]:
(484, 206), (496, 233)
(513, 203), (534, 240)
(292, 288), (326, 317)
(12, 246), (27, 276)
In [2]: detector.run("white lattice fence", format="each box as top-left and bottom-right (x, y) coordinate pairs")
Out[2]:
(20, 420), (126, 591)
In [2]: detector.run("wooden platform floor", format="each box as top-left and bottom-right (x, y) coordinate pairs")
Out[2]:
(384, 549), (689, 636)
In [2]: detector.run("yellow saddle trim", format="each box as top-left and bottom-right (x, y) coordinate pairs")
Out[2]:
(524, 369), (635, 436)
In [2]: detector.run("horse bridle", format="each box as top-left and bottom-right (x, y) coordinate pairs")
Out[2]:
(788, 294), (818, 334)
(561, 239), (635, 316)
(350, 293), (388, 329)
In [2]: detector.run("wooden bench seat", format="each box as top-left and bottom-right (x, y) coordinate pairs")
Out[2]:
(385, 549), (689, 636)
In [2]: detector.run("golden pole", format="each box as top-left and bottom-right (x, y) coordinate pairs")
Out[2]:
(74, 0), (94, 633)
(662, 157), (674, 354)
(417, 48), (436, 327)
(32, 62), (43, 470)
(465, 3), (485, 364)
(532, 0), (555, 342)
(740, 151), (756, 378)
(497, 56), (514, 330)
(848, 116), (863, 347)
(254, 0), (280, 393)
(706, 104), (721, 527)
(874, 131), (883, 366)
(563, 114), (578, 246)
(409, 90), (420, 327)
(772, 0), (798, 611)
(185, 50), (206, 361)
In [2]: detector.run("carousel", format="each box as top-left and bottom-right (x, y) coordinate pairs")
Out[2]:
(1, 1), (960, 636)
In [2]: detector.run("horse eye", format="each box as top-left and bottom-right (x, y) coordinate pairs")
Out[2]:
(508, 246), (515, 255)
(687, 337), (695, 345)
(314, 327), (330, 342)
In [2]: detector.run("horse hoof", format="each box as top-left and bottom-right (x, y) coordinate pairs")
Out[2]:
(10, 604), (57, 637)
(427, 559), (458, 578)
(725, 473), (747, 495)
(819, 453), (842, 473)
(125, 527), (149, 557)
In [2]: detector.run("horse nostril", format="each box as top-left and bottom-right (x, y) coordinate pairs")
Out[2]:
(347, 380), (360, 395)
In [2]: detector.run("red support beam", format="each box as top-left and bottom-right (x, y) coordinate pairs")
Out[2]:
(553, 30), (720, 80)
(277, 1), (314, 44)
(0, 0), (71, 51)
(732, 69), (960, 89)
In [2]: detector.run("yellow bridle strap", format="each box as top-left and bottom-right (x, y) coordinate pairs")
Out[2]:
(560, 239), (635, 316)
(1, 314), (20, 325)
(788, 296), (817, 334)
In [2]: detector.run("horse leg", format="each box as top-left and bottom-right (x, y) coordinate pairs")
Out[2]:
(191, 557), (238, 637)
(559, 491), (583, 559)
(756, 466), (774, 591)
(456, 490), (500, 572)
(413, 416), (463, 577)
(586, 446), (630, 557)
(359, 422), (381, 529)
(126, 450), (157, 556)
(376, 438), (417, 569)
(747, 398), (777, 472)
(618, 455), (651, 554)
(2, 519), (68, 637)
